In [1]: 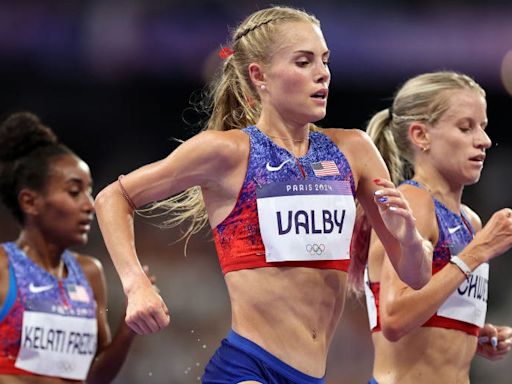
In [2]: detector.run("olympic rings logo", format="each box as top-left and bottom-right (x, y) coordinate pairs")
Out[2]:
(57, 360), (74, 373)
(306, 244), (325, 255)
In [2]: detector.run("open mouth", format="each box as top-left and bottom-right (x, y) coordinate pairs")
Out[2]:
(78, 219), (92, 231)
(469, 154), (485, 163)
(311, 89), (328, 100)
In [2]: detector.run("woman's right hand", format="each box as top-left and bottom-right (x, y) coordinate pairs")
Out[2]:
(464, 208), (512, 264)
(124, 276), (170, 335)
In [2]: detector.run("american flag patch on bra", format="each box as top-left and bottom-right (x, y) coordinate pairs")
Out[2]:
(311, 160), (340, 177)
(67, 284), (90, 303)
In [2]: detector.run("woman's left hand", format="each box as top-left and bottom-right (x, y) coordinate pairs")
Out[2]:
(477, 323), (512, 360)
(373, 178), (419, 246)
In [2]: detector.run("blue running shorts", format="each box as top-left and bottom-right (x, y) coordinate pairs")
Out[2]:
(202, 330), (325, 384)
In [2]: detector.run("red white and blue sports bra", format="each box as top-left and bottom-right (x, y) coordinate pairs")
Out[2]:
(365, 180), (488, 336)
(0, 242), (97, 379)
(212, 126), (357, 274)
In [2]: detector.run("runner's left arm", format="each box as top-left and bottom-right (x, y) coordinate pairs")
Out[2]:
(342, 129), (432, 289)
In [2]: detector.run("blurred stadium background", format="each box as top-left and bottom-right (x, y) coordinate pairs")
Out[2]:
(1, 1), (511, 383)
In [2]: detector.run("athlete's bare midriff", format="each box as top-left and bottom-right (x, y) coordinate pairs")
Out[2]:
(225, 266), (347, 378)
(372, 327), (477, 384)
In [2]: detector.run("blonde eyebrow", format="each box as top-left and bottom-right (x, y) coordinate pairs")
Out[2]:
(294, 50), (330, 57)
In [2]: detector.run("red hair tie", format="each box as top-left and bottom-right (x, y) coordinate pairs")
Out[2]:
(218, 47), (235, 59)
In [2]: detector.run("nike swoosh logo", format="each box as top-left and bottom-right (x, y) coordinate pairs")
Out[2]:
(448, 225), (462, 234)
(266, 159), (292, 172)
(28, 283), (54, 293)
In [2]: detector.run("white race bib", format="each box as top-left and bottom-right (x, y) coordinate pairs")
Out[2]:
(364, 267), (378, 329)
(15, 311), (97, 380)
(256, 180), (355, 262)
(437, 262), (489, 327)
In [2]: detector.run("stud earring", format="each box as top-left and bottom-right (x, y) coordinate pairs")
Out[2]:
(260, 84), (266, 90)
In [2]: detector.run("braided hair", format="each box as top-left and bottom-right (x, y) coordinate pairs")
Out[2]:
(148, 6), (321, 244)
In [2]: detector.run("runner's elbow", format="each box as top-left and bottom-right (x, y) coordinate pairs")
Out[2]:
(94, 184), (117, 212)
(381, 316), (408, 342)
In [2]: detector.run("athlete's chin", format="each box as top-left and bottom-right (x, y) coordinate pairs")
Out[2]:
(307, 110), (327, 123)
(463, 170), (484, 185)
(465, 175), (482, 186)
(72, 234), (89, 246)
